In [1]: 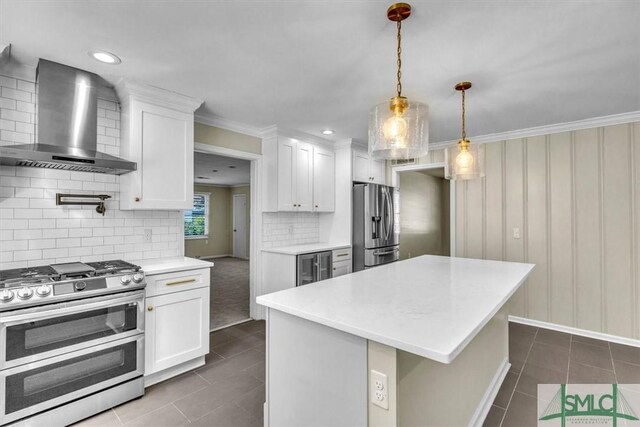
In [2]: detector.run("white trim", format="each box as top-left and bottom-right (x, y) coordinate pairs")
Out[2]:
(469, 358), (510, 427)
(194, 113), (269, 139)
(509, 316), (640, 348)
(194, 142), (261, 161)
(210, 317), (253, 333)
(198, 254), (232, 260)
(260, 125), (335, 148)
(391, 162), (456, 257)
(193, 142), (264, 320)
(144, 356), (205, 387)
(432, 111), (640, 149)
(115, 79), (203, 112)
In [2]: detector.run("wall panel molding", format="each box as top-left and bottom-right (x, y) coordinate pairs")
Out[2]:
(450, 121), (640, 340)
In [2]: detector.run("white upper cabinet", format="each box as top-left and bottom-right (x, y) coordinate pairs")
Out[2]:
(313, 145), (335, 212)
(263, 130), (335, 212)
(352, 149), (386, 185)
(116, 81), (202, 210)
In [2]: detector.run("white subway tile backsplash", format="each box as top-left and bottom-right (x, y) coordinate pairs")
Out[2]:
(262, 212), (320, 247)
(0, 75), (183, 269)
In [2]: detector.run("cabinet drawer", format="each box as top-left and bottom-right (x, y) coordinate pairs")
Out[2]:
(145, 268), (210, 297)
(332, 247), (352, 262)
(332, 259), (352, 278)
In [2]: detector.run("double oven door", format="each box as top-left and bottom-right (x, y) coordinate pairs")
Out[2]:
(0, 290), (145, 425)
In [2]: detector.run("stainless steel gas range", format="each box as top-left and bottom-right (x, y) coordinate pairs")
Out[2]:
(0, 260), (146, 426)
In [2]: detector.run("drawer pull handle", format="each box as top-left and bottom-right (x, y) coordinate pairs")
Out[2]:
(147, 305), (154, 311)
(166, 278), (197, 286)
(336, 253), (349, 257)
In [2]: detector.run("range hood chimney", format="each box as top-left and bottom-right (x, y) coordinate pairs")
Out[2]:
(0, 59), (136, 175)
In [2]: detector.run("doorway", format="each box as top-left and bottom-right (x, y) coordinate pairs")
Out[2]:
(185, 147), (260, 331)
(232, 193), (248, 258)
(391, 163), (456, 260)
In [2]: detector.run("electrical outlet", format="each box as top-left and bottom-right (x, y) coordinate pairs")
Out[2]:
(512, 227), (521, 239)
(371, 369), (388, 410)
(143, 229), (152, 243)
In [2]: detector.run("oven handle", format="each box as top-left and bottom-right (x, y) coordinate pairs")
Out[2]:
(0, 291), (144, 327)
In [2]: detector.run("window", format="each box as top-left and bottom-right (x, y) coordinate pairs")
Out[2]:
(184, 193), (209, 238)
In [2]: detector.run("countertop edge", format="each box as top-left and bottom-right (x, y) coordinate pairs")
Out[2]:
(262, 243), (351, 255)
(256, 262), (535, 364)
(137, 257), (214, 275)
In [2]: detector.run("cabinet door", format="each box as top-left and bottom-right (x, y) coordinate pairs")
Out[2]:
(352, 151), (371, 182)
(295, 142), (314, 212)
(332, 259), (352, 278)
(145, 287), (209, 375)
(128, 101), (194, 210)
(370, 158), (386, 185)
(313, 146), (335, 212)
(277, 139), (296, 211)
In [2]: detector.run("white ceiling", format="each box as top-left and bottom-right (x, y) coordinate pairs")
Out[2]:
(1, 1), (638, 143)
(194, 152), (250, 186)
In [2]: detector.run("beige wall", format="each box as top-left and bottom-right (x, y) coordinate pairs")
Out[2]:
(194, 122), (262, 154)
(230, 186), (251, 255)
(185, 185), (232, 258)
(398, 171), (450, 259)
(449, 122), (639, 340)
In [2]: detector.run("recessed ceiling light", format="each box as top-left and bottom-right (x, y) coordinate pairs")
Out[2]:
(321, 129), (334, 135)
(88, 50), (121, 64)
(212, 169), (218, 172)
(196, 176), (210, 179)
(228, 166), (236, 169)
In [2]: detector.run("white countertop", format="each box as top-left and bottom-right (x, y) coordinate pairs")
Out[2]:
(137, 257), (214, 275)
(257, 255), (534, 363)
(262, 242), (350, 255)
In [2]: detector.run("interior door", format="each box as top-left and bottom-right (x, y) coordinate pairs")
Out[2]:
(233, 194), (247, 258)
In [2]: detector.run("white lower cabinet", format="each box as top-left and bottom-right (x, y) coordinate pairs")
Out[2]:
(332, 260), (352, 277)
(144, 268), (210, 386)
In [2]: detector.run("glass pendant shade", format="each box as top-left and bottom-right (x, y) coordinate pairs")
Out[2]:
(369, 99), (429, 160)
(445, 141), (486, 180)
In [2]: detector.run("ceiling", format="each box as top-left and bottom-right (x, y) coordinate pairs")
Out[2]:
(194, 152), (250, 186)
(1, 1), (638, 144)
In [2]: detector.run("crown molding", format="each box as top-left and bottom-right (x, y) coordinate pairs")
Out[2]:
(194, 113), (270, 139)
(115, 79), (203, 112)
(259, 125), (335, 148)
(430, 111), (640, 149)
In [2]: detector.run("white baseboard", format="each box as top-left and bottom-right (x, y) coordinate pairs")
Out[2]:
(144, 356), (205, 388)
(469, 357), (510, 427)
(509, 316), (640, 348)
(210, 317), (253, 333)
(198, 254), (232, 260)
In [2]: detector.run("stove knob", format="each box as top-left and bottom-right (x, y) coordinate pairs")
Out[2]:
(36, 284), (52, 297)
(132, 273), (144, 283)
(74, 281), (87, 291)
(17, 286), (34, 300)
(0, 289), (14, 303)
(120, 275), (132, 285)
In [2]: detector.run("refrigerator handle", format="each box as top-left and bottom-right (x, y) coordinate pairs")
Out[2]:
(384, 187), (392, 241)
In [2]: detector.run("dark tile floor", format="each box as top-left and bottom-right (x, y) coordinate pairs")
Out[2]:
(209, 257), (251, 330)
(75, 320), (266, 427)
(484, 323), (640, 427)
(77, 320), (639, 427)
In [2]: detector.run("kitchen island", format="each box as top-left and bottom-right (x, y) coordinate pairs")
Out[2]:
(256, 255), (534, 426)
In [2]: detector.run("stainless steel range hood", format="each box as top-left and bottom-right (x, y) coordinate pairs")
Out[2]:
(0, 59), (136, 175)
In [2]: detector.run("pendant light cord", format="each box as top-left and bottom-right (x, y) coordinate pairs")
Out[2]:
(461, 88), (466, 141)
(396, 20), (402, 97)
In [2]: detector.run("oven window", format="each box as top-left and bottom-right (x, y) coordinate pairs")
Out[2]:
(6, 302), (138, 361)
(5, 340), (138, 415)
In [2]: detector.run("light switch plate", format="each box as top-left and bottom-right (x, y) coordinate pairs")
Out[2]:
(370, 369), (389, 410)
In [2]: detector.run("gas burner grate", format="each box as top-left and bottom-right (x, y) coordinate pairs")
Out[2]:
(0, 266), (57, 286)
(86, 260), (140, 275)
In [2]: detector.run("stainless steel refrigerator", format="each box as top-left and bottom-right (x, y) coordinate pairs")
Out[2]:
(352, 183), (400, 271)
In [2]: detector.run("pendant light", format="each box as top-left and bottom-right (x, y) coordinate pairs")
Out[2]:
(445, 81), (485, 180)
(369, 3), (428, 160)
